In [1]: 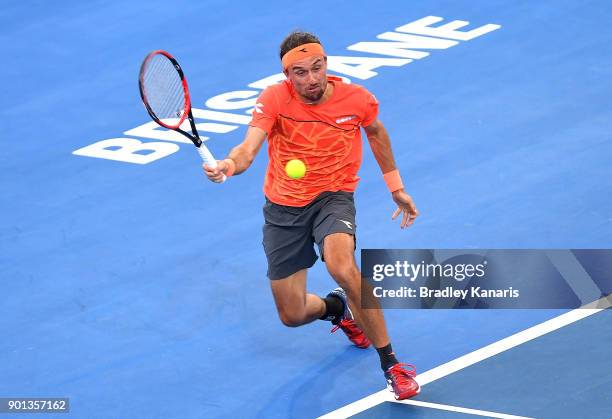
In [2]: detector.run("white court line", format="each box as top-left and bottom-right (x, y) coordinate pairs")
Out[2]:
(318, 295), (611, 419)
(395, 399), (533, 419)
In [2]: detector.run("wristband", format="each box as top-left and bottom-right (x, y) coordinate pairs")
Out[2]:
(223, 158), (236, 177)
(383, 169), (404, 192)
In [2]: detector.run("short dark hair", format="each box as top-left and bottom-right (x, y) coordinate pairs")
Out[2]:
(279, 31), (321, 60)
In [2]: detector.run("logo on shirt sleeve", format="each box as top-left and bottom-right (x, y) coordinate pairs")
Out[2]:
(254, 102), (264, 114)
(335, 115), (357, 124)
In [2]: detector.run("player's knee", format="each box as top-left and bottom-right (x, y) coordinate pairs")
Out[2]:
(277, 309), (305, 328)
(327, 263), (360, 290)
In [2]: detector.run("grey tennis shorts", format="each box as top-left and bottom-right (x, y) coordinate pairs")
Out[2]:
(262, 191), (357, 280)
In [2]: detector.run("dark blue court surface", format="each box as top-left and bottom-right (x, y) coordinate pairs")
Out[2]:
(1, 0), (611, 418)
(350, 309), (612, 419)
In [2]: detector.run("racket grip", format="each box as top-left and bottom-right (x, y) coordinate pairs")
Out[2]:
(198, 144), (226, 182)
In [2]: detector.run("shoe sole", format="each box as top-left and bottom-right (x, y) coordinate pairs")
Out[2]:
(387, 381), (421, 400)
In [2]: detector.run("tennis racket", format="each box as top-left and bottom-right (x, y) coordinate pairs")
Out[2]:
(138, 50), (225, 181)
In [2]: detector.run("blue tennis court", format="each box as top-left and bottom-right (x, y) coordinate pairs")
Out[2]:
(2, 1), (611, 418)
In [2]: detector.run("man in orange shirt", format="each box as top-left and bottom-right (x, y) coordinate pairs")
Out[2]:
(204, 31), (420, 400)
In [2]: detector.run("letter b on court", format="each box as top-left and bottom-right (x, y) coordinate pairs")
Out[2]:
(73, 138), (179, 164)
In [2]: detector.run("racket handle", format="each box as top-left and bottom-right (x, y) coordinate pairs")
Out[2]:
(198, 144), (226, 183)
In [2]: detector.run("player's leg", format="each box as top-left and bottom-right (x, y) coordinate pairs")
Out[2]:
(312, 192), (419, 399)
(263, 198), (345, 327)
(310, 192), (371, 347)
(269, 269), (325, 326)
(323, 232), (420, 400)
(322, 232), (390, 346)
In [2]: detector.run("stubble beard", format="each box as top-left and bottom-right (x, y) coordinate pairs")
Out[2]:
(303, 83), (325, 103)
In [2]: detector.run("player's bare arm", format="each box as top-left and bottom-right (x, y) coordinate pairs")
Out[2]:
(203, 126), (266, 182)
(364, 119), (419, 229)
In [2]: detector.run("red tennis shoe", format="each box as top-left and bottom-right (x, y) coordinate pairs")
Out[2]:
(331, 318), (371, 349)
(327, 287), (371, 349)
(385, 363), (420, 400)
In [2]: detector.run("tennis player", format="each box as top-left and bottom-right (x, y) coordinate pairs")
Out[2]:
(204, 31), (420, 400)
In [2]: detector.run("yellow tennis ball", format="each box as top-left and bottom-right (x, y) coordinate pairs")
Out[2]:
(285, 159), (306, 179)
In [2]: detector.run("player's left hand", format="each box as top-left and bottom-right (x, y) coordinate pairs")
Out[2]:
(391, 189), (419, 229)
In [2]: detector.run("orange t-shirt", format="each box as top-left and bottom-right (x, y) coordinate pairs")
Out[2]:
(249, 76), (379, 207)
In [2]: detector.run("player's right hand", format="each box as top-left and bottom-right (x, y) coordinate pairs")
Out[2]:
(203, 160), (228, 183)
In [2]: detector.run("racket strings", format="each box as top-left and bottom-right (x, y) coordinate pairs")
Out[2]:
(147, 57), (183, 118)
(141, 54), (186, 125)
(145, 57), (184, 119)
(145, 56), (184, 115)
